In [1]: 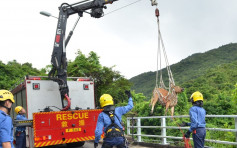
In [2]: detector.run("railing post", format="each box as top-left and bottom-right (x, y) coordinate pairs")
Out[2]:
(137, 118), (142, 142)
(127, 118), (130, 135)
(235, 118), (237, 148)
(161, 117), (167, 145)
(132, 116), (134, 141)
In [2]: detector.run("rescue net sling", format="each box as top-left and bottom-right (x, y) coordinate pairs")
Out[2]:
(153, 5), (192, 148)
(154, 8), (176, 105)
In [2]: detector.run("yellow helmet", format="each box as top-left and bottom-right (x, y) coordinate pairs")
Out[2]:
(100, 94), (114, 108)
(190, 91), (203, 102)
(0, 90), (15, 103)
(15, 106), (23, 114)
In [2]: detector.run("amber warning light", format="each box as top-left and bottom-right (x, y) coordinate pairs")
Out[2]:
(34, 135), (52, 141)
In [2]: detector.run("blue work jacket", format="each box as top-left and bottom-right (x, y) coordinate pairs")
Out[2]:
(0, 110), (14, 148)
(94, 97), (133, 143)
(187, 106), (206, 132)
(16, 114), (28, 132)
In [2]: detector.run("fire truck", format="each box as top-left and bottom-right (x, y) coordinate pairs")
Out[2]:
(11, 0), (120, 147)
(11, 76), (101, 147)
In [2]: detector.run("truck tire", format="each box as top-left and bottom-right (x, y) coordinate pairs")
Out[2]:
(66, 141), (85, 147)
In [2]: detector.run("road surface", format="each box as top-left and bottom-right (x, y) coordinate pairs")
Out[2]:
(48, 141), (149, 148)
(82, 141), (149, 148)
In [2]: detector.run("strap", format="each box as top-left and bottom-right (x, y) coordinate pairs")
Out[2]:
(104, 110), (123, 127)
(114, 114), (123, 126)
(104, 110), (124, 134)
(103, 110), (115, 123)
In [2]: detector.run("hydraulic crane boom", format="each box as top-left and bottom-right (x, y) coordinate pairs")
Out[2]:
(48, 0), (117, 110)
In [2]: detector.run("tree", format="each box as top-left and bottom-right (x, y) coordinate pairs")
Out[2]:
(67, 50), (132, 106)
(0, 60), (44, 89)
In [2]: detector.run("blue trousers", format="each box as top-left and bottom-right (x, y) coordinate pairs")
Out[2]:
(102, 137), (125, 148)
(193, 128), (206, 148)
(15, 131), (26, 148)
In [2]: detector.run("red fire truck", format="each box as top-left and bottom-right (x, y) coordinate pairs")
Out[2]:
(11, 76), (102, 147)
(11, 0), (119, 147)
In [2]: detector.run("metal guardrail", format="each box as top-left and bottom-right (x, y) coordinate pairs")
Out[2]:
(127, 115), (237, 146)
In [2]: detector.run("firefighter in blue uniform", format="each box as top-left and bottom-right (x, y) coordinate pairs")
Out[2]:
(15, 106), (27, 148)
(0, 90), (15, 148)
(94, 91), (133, 148)
(180, 91), (206, 148)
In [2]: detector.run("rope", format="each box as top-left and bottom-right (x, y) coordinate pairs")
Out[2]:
(167, 110), (192, 148)
(159, 30), (175, 92)
(156, 12), (167, 89)
(155, 8), (175, 93)
(159, 32), (175, 86)
(155, 16), (160, 88)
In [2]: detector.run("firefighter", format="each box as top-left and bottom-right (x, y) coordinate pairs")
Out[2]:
(0, 90), (15, 148)
(180, 91), (206, 148)
(15, 106), (27, 148)
(94, 91), (133, 148)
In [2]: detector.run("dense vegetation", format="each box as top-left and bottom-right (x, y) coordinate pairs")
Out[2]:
(128, 43), (237, 147)
(130, 43), (237, 97)
(1, 43), (237, 147)
(0, 60), (45, 89)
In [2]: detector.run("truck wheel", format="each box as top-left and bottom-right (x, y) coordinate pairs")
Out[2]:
(66, 141), (85, 147)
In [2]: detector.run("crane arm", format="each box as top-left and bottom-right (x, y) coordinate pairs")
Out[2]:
(48, 0), (117, 110)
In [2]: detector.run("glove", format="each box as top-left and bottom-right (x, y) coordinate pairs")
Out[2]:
(125, 90), (132, 98)
(184, 130), (191, 138)
(179, 121), (188, 127)
(94, 142), (98, 148)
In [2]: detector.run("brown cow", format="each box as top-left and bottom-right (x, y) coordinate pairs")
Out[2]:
(149, 84), (184, 116)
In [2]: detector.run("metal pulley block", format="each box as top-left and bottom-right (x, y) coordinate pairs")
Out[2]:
(151, 0), (157, 6)
(91, 7), (104, 18)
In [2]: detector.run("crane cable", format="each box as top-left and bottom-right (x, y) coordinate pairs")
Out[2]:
(104, 0), (143, 16)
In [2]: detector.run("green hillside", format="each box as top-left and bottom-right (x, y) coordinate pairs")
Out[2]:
(130, 43), (237, 97)
(127, 49), (237, 147)
(180, 60), (237, 114)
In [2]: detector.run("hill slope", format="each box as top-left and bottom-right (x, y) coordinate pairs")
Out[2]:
(130, 43), (237, 97)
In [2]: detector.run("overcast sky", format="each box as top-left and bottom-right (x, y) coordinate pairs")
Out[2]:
(1, 0), (237, 79)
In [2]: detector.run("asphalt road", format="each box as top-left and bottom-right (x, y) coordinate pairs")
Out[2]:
(81, 141), (148, 148)
(81, 141), (102, 148)
(49, 141), (149, 148)
(44, 141), (101, 148)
